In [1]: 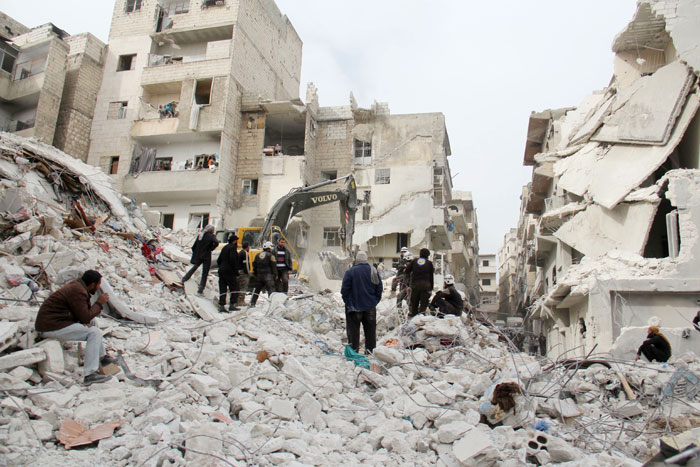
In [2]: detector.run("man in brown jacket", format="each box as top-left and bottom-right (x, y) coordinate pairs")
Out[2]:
(35, 270), (115, 384)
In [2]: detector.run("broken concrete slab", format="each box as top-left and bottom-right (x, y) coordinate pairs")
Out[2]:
(0, 347), (46, 371)
(297, 392), (322, 425)
(37, 339), (65, 375)
(0, 321), (20, 353)
(453, 427), (494, 464)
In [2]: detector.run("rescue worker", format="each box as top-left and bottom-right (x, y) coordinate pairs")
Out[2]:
(391, 246), (409, 294)
(341, 251), (383, 354)
(429, 274), (463, 317)
(396, 252), (413, 310)
(182, 224), (219, 295)
(274, 237), (292, 293)
(35, 270), (116, 385)
(217, 232), (239, 312)
(250, 241), (277, 307)
(636, 326), (672, 363)
(237, 242), (251, 306)
(405, 248), (434, 317)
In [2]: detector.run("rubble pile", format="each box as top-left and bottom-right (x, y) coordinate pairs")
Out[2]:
(0, 133), (699, 465)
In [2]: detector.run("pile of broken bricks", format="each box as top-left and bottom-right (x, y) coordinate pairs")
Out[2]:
(1, 134), (700, 465)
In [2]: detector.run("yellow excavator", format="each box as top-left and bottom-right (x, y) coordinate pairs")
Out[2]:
(215, 174), (357, 279)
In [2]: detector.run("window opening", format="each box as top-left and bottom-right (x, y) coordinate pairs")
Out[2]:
(154, 157), (172, 171)
(125, 0), (142, 12)
(375, 168), (390, 185)
(483, 260), (489, 267)
(117, 54), (136, 72)
(194, 78), (212, 105)
(643, 196), (678, 258)
(433, 166), (444, 206)
(263, 113), (305, 156)
(242, 179), (258, 195)
(107, 101), (128, 120)
(354, 139), (371, 164)
(323, 227), (341, 247)
(109, 156), (119, 175)
(395, 233), (408, 253)
(482, 278), (491, 286)
(321, 171), (337, 181)
(189, 213), (209, 230)
(0, 43), (17, 74)
(162, 213), (174, 229)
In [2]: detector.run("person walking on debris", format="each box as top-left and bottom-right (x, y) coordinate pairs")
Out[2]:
(35, 270), (117, 385)
(341, 251), (383, 354)
(396, 252), (413, 310)
(250, 241), (277, 307)
(693, 309), (700, 332)
(636, 326), (672, 363)
(274, 237), (292, 293)
(406, 248), (434, 317)
(182, 224), (219, 295)
(429, 274), (463, 317)
(391, 246), (409, 295)
(217, 232), (240, 312)
(237, 242), (251, 306)
(538, 332), (547, 356)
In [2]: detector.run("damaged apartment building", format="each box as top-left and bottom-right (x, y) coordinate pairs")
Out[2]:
(0, 13), (105, 162)
(502, 0), (700, 359)
(82, 0), (480, 292)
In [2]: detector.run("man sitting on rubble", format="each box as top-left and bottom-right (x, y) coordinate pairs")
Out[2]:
(429, 274), (463, 317)
(636, 325), (672, 363)
(34, 270), (116, 385)
(341, 251), (383, 354)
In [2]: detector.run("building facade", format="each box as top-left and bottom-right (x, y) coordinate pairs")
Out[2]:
(478, 253), (498, 316)
(498, 228), (517, 317)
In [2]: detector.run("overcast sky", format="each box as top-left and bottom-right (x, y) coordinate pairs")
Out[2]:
(0, 0), (638, 255)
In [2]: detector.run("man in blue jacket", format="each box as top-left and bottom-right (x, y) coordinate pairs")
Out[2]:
(341, 250), (383, 354)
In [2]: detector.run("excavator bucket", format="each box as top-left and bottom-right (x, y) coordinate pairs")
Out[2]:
(318, 251), (354, 280)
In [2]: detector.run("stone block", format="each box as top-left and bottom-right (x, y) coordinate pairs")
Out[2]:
(29, 384), (80, 409)
(453, 428), (494, 464)
(373, 346), (403, 365)
(8, 366), (33, 381)
(296, 392), (321, 425)
(185, 423), (223, 462)
(9, 284), (32, 301)
(0, 321), (20, 353)
(37, 339), (65, 374)
(270, 399), (295, 420)
(282, 356), (313, 384)
(437, 421), (474, 444)
(0, 347), (46, 371)
(15, 217), (42, 234)
(187, 374), (220, 397)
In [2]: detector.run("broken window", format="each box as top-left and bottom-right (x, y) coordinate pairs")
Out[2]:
(321, 171), (337, 181)
(323, 227), (341, 247)
(109, 156), (119, 175)
(263, 113), (305, 156)
(354, 139), (371, 164)
(107, 101), (128, 120)
(117, 54), (136, 72)
(375, 168), (390, 185)
(396, 233), (408, 253)
(125, 0), (142, 12)
(153, 157), (172, 171)
(194, 78), (212, 105)
(242, 178), (258, 195)
(0, 42), (17, 74)
(643, 196), (679, 258)
(189, 213), (209, 229)
(160, 0), (190, 15)
(162, 213), (174, 229)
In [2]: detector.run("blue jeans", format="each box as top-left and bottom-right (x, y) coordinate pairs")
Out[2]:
(40, 319), (105, 374)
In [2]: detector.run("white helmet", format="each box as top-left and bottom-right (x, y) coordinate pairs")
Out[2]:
(400, 247), (408, 253)
(263, 241), (274, 250)
(444, 274), (455, 285)
(404, 252), (413, 261)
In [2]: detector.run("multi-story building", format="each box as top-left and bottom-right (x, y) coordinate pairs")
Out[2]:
(0, 13), (105, 160)
(498, 228), (517, 316)
(510, 0), (700, 357)
(87, 0), (302, 230)
(478, 254), (498, 316)
(448, 190), (480, 306)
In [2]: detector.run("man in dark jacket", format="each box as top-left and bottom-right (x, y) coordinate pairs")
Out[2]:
(406, 248), (434, 317)
(391, 246), (409, 294)
(274, 237), (293, 293)
(429, 274), (463, 317)
(182, 224), (219, 295)
(35, 270), (115, 385)
(636, 326), (672, 362)
(396, 252), (412, 309)
(217, 232), (239, 312)
(341, 251), (383, 354)
(237, 242), (251, 306)
(250, 241), (278, 307)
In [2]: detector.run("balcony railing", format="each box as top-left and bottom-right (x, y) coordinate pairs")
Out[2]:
(12, 56), (47, 81)
(147, 53), (206, 67)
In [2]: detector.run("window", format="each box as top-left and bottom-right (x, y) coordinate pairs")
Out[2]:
(375, 168), (390, 185)
(433, 166), (444, 206)
(354, 139), (371, 164)
(482, 260), (489, 267)
(242, 179), (258, 195)
(162, 213), (174, 229)
(396, 233), (408, 253)
(117, 54), (136, 72)
(189, 213), (209, 229)
(109, 157), (119, 175)
(125, 0), (142, 12)
(323, 227), (341, 247)
(482, 279), (491, 286)
(107, 101), (128, 120)
(154, 157), (172, 171)
(0, 43), (17, 74)
(321, 171), (337, 181)
(161, 0), (190, 15)
(195, 78), (212, 105)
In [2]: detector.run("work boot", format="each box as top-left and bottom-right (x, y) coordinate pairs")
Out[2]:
(229, 305), (240, 312)
(100, 354), (118, 366)
(84, 373), (112, 385)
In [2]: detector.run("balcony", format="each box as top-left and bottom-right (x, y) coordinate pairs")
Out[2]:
(122, 168), (219, 197)
(429, 209), (454, 251)
(450, 240), (475, 266)
(141, 57), (230, 94)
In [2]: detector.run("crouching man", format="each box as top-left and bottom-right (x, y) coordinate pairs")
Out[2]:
(35, 270), (117, 384)
(429, 274), (463, 317)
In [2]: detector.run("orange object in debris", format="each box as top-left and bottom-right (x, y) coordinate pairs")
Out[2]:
(383, 338), (400, 347)
(57, 419), (121, 449)
(212, 412), (233, 424)
(257, 350), (270, 363)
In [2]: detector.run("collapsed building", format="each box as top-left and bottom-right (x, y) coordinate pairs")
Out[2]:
(501, 0), (700, 358)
